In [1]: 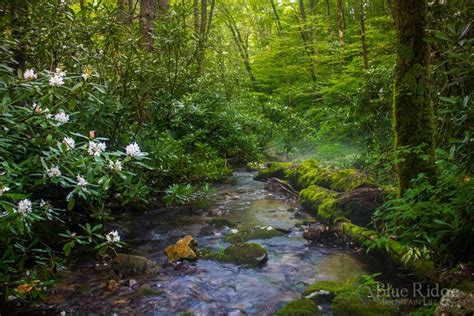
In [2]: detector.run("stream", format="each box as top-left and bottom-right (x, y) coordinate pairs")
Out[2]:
(43, 171), (400, 315)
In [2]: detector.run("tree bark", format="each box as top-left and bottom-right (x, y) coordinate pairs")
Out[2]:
(297, 0), (316, 82)
(193, 0), (200, 35)
(337, 0), (345, 64)
(359, 0), (369, 70)
(225, 17), (257, 89)
(10, 0), (28, 69)
(118, 0), (131, 24)
(393, 0), (435, 195)
(139, 0), (156, 51)
(270, 0), (282, 35)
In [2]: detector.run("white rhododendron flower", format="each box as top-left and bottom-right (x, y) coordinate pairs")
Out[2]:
(0, 186), (10, 196)
(16, 199), (32, 215)
(88, 141), (106, 156)
(49, 68), (66, 86)
(125, 142), (141, 157)
(46, 165), (61, 178)
(40, 199), (47, 207)
(54, 111), (69, 124)
(81, 66), (92, 80)
(105, 230), (121, 244)
(76, 175), (88, 187)
(108, 160), (122, 172)
(24, 69), (37, 80)
(32, 103), (42, 113)
(62, 137), (75, 150)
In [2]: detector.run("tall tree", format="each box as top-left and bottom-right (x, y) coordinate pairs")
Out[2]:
(222, 8), (257, 89)
(393, 0), (435, 195)
(359, 0), (369, 70)
(10, 0), (28, 69)
(195, 0), (215, 73)
(296, 0), (316, 82)
(270, 0), (282, 35)
(337, 0), (345, 63)
(139, 0), (156, 51)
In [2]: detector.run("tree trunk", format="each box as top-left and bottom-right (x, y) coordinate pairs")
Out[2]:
(359, 0), (369, 70)
(195, 0), (215, 74)
(297, 0), (316, 82)
(118, 0), (131, 24)
(226, 19), (257, 89)
(393, 0), (435, 195)
(10, 0), (28, 69)
(325, 0), (330, 16)
(337, 0), (345, 64)
(193, 0), (200, 35)
(139, 0), (156, 51)
(270, 0), (282, 35)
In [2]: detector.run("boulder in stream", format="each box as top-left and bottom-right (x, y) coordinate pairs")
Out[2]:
(164, 235), (198, 263)
(111, 254), (159, 275)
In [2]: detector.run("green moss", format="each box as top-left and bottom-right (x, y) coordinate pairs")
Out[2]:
(275, 299), (321, 316)
(332, 292), (399, 316)
(254, 162), (294, 181)
(299, 185), (336, 212)
(410, 305), (436, 316)
(209, 218), (236, 228)
(455, 280), (474, 293)
(329, 169), (372, 192)
(202, 243), (268, 267)
(295, 160), (331, 190)
(133, 287), (162, 298)
(340, 222), (439, 285)
(317, 197), (338, 222)
(303, 280), (345, 297)
(223, 226), (283, 243)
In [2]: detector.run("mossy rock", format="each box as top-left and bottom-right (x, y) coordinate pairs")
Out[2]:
(299, 185), (337, 213)
(111, 254), (159, 275)
(202, 243), (268, 267)
(303, 280), (345, 303)
(254, 162), (294, 181)
(332, 291), (399, 316)
(275, 299), (321, 316)
(329, 168), (373, 192)
(133, 287), (162, 298)
(294, 160), (331, 190)
(223, 226), (283, 243)
(209, 218), (237, 228)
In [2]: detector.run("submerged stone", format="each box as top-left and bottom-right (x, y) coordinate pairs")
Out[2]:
(202, 242), (268, 267)
(302, 280), (344, 303)
(164, 235), (198, 263)
(111, 254), (159, 275)
(223, 226), (284, 243)
(209, 217), (237, 228)
(275, 299), (321, 316)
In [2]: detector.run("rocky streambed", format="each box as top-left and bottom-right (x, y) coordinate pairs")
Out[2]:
(35, 171), (407, 315)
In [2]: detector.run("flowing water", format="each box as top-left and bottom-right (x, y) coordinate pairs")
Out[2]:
(42, 171), (396, 315)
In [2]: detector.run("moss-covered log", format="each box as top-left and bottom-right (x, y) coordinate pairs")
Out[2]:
(393, 0), (435, 195)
